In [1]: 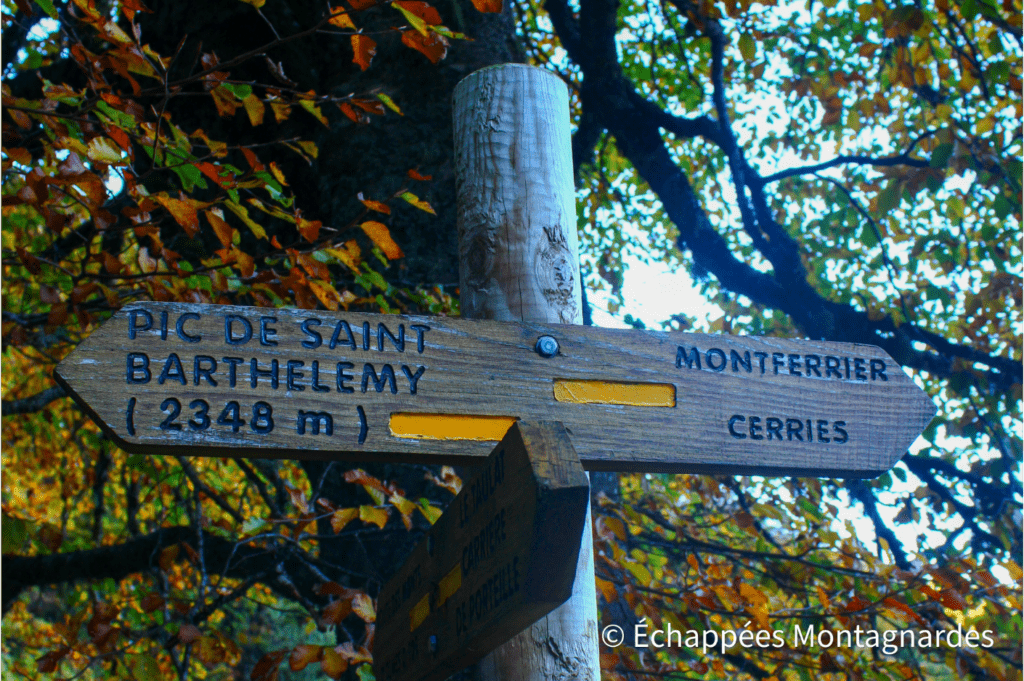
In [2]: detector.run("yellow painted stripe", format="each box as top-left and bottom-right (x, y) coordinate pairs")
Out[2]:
(436, 564), (462, 608)
(553, 379), (676, 408)
(390, 414), (517, 441)
(409, 593), (430, 632)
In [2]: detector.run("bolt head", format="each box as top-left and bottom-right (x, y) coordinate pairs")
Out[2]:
(535, 335), (559, 358)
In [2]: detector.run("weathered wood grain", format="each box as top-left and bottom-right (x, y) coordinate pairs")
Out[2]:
(373, 421), (589, 681)
(454, 64), (600, 681)
(53, 301), (936, 476)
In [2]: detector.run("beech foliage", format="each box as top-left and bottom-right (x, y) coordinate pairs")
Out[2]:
(1, 0), (1021, 679)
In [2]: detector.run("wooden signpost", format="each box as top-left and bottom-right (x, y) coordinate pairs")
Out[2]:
(373, 421), (589, 681)
(49, 64), (940, 681)
(54, 300), (936, 477)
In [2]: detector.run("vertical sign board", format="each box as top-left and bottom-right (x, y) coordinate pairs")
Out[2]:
(54, 302), (937, 477)
(373, 421), (589, 681)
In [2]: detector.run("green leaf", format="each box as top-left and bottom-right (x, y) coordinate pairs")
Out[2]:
(127, 654), (161, 681)
(394, 3), (428, 35)
(376, 93), (403, 115)
(860, 222), (878, 248)
(33, 0), (58, 19)
(2, 514), (28, 553)
(356, 664), (377, 681)
(739, 33), (756, 61)
(221, 83), (254, 100)
(242, 517), (267, 534)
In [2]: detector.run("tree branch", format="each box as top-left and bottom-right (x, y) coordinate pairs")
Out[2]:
(1, 385), (67, 417)
(760, 153), (931, 185)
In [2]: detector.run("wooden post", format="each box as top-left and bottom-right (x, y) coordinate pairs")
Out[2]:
(453, 64), (600, 681)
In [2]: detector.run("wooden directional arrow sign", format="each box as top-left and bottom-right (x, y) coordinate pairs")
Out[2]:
(373, 421), (589, 681)
(54, 301), (936, 476)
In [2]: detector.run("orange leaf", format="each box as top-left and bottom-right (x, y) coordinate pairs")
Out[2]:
(317, 582), (362, 599)
(359, 505), (389, 529)
(360, 221), (404, 259)
(158, 544), (180, 571)
(241, 147), (265, 172)
(407, 168), (432, 181)
(154, 195), (199, 236)
(320, 598), (353, 626)
(251, 650), (289, 681)
(400, 30), (447, 63)
(177, 624), (202, 644)
(347, 0), (376, 8)
(351, 34), (376, 71)
(339, 102), (363, 123)
(358, 193), (391, 214)
(297, 253), (330, 280)
(297, 216), (322, 242)
(352, 98), (386, 115)
(289, 645), (323, 671)
(205, 208), (235, 248)
(36, 647), (70, 673)
(394, 0), (441, 23)
(470, 0), (501, 12)
(140, 593), (165, 613)
(210, 85), (240, 117)
(595, 577), (618, 603)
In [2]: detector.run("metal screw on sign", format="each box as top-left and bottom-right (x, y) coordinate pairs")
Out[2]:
(535, 335), (559, 358)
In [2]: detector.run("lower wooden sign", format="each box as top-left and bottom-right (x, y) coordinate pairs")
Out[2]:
(373, 421), (589, 681)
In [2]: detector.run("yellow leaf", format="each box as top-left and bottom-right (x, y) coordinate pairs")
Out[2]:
(418, 502), (442, 524)
(223, 201), (267, 239)
(400, 191), (435, 214)
(624, 560), (652, 586)
(328, 7), (356, 28)
(360, 221), (404, 259)
(331, 508), (358, 533)
(87, 137), (123, 164)
(243, 94), (265, 126)
(325, 240), (361, 272)
(321, 648), (348, 679)
(270, 100), (291, 122)
(351, 592), (376, 622)
(299, 100), (329, 127)
(238, 0), (266, 6)
(389, 494), (416, 517)
(359, 505), (389, 529)
(976, 116), (995, 134)
(269, 161), (288, 186)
